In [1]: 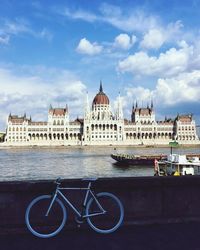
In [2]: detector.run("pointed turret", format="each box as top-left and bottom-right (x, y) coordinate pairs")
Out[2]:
(151, 100), (153, 109)
(84, 91), (90, 119)
(99, 80), (103, 92)
(65, 104), (68, 112)
(116, 91), (123, 120)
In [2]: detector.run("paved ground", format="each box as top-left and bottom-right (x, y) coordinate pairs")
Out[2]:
(1, 222), (200, 250)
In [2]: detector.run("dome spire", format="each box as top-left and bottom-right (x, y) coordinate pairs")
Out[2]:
(99, 80), (103, 92)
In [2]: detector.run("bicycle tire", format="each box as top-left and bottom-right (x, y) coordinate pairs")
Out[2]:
(86, 192), (124, 234)
(25, 195), (67, 238)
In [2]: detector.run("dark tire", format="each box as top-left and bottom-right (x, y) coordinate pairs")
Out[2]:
(25, 195), (67, 238)
(86, 192), (124, 234)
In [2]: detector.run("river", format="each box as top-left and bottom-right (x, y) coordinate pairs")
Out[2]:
(0, 145), (200, 181)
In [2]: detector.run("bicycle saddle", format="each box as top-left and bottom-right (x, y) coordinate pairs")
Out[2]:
(82, 177), (98, 182)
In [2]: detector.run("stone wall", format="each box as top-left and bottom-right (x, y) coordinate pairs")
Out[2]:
(0, 176), (200, 235)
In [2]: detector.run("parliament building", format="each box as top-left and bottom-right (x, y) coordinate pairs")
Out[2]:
(4, 83), (199, 146)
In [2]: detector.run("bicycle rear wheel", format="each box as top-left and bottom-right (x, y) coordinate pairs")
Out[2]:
(25, 195), (67, 238)
(86, 192), (124, 234)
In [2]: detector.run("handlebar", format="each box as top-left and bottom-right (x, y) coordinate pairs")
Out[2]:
(55, 178), (61, 185)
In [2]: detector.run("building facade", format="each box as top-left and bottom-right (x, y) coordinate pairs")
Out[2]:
(4, 83), (200, 146)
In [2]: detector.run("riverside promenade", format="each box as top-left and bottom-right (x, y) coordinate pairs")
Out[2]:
(1, 176), (200, 249)
(1, 222), (200, 250)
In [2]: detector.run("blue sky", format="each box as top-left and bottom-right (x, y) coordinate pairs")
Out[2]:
(0, 0), (200, 130)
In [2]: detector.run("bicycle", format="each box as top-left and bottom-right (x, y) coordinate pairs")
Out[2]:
(25, 178), (124, 238)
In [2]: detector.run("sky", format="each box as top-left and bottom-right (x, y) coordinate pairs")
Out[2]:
(0, 0), (200, 131)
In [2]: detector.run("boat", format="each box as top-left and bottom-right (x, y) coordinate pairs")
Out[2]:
(154, 154), (200, 176)
(111, 153), (166, 166)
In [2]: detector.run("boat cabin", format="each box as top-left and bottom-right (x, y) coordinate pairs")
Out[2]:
(154, 154), (200, 176)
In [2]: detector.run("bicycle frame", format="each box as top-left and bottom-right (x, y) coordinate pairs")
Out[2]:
(45, 182), (106, 218)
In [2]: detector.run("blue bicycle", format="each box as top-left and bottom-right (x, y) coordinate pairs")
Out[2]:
(25, 178), (124, 238)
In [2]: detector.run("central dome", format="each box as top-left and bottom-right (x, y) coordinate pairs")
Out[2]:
(92, 82), (109, 105)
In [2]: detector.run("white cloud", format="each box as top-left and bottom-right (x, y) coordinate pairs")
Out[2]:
(99, 3), (158, 32)
(59, 4), (186, 51)
(140, 21), (183, 49)
(76, 38), (103, 55)
(114, 33), (136, 50)
(154, 71), (200, 105)
(60, 3), (160, 33)
(140, 29), (165, 49)
(63, 8), (97, 22)
(118, 41), (193, 77)
(0, 66), (87, 130)
(0, 18), (53, 44)
(121, 70), (200, 113)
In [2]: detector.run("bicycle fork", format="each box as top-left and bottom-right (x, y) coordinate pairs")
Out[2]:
(45, 191), (58, 217)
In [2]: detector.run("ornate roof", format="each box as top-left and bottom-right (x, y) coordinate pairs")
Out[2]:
(134, 108), (152, 115)
(92, 82), (109, 106)
(8, 114), (30, 124)
(177, 114), (192, 122)
(49, 106), (68, 116)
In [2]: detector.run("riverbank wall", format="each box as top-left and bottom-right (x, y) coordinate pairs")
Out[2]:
(0, 176), (200, 235)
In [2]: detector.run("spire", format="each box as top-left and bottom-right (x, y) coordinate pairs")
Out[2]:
(147, 102), (149, 109)
(151, 99), (153, 109)
(49, 104), (53, 110)
(65, 104), (68, 112)
(84, 91), (90, 118)
(136, 100), (138, 108)
(117, 91), (123, 120)
(132, 102), (135, 110)
(99, 80), (103, 92)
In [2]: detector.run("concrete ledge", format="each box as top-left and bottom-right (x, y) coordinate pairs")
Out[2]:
(1, 176), (200, 235)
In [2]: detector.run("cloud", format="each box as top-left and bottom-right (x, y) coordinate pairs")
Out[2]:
(140, 28), (165, 49)
(118, 41), (193, 77)
(60, 3), (159, 33)
(99, 3), (159, 33)
(76, 38), (103, 55)
(155, 70), (200, 105)
(140, 21), (183, 49)
(0, 18), (53, 44)
(0, 65), (87, 130)
(121, 70), (200, 113)
(114, 33), (137, 50)
(63, 8), (97, 22)
(58, 4), (187, 51)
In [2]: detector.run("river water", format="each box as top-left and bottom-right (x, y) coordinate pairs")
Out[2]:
(0, 146), (200, 181)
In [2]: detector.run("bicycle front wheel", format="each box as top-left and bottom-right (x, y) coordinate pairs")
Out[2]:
(86, 192), (124, 234)
(25, 195), (67, 238)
